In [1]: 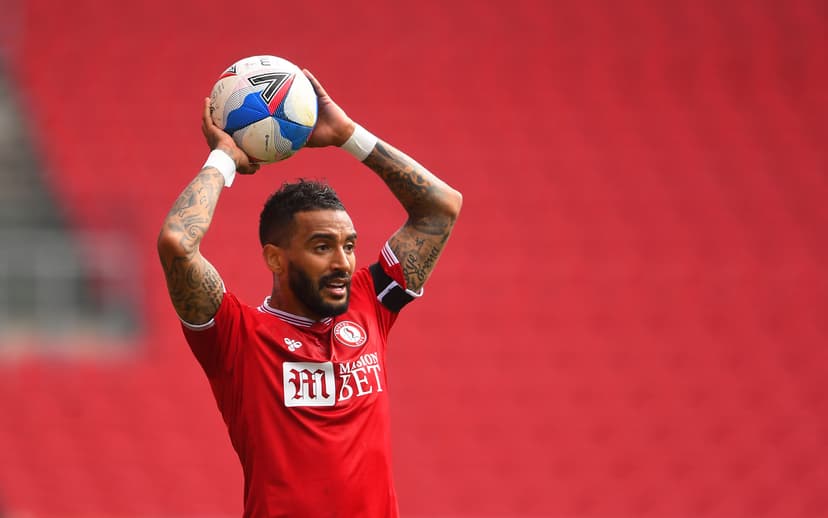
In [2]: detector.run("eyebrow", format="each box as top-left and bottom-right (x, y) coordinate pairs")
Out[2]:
(306, 232), (358, 242)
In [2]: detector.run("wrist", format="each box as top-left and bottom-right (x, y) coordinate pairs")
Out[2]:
(335, 120), (356, 147)
(203, 149), (236, 187)
(340, 123), (378, 161)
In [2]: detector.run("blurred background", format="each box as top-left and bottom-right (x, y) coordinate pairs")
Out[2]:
(0, 0), (826, 516)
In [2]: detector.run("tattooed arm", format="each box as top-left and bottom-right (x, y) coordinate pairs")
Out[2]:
(363, 142), (462, 292)
(157, 167), (227, 324)
(157, 98), (259, 324)
(302, 69), (462, 292)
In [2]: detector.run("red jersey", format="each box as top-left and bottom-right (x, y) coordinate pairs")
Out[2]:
(181, 244), (420, 518)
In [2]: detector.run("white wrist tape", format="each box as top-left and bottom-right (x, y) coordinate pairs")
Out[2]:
(203, 149), (236, 187)
(340, 124), (378, 161)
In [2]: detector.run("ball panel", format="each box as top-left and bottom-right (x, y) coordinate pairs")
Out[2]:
(269, 130), (296, 160)
(282, 73), (318, 127)
(232, 117), (278, 163)
(274, 116), (314, 152)
(209, 75), (240, 129)
(224, 91), (270, 134)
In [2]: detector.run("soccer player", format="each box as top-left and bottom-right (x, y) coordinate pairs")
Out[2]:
(157, 69), (462, 517)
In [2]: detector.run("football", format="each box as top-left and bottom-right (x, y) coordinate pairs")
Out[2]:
(209, 55), (318, 163)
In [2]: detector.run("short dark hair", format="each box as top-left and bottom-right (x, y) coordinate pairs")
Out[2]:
(259, 179), (346, 246)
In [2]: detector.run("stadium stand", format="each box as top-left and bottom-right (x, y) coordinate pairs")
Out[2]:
(0, 0), (825, 516)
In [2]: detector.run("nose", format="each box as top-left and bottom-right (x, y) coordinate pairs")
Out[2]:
(330, 246), (350, 272)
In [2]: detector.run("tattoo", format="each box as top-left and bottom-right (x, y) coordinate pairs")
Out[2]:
(159, 168), (225, 324)
(363, 142), (432, 211)
(364, 141), (460, 292)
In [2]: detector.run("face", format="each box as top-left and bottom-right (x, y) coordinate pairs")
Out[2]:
(281, 210), (357, 319)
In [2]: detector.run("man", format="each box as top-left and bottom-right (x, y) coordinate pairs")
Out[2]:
(157, 68), (462, 517)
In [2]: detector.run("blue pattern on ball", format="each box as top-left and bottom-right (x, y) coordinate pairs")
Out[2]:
(224, 92), (269, 134)
(225, 90), (313, 152)
(275, 118), (313, 151)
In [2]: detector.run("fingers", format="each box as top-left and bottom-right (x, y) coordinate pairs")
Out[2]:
(303, 68), (327, 98)
(238, 163), (260, 175)
(201, 97), (212, 135)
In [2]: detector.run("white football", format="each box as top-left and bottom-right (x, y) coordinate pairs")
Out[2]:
(209, 55), (318, 163)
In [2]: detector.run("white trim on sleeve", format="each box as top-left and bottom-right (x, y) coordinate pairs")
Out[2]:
(180, 317), (216, 331)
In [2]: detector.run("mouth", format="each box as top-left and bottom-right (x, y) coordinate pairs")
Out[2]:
(321, 277), (350, 299)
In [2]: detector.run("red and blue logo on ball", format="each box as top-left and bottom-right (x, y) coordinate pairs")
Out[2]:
(224, 72), (313, 152)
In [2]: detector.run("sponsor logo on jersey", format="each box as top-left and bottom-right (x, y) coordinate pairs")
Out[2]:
(338, 353), (383, 401)
(283, 362), (335, 407)
(282, 354), (383, 408)
(334, 321), (367, 348)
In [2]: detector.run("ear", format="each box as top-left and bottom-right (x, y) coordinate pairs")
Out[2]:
(262, 244), (284, 273)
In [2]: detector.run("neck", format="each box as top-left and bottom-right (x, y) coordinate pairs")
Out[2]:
(268, 287), (322, 321)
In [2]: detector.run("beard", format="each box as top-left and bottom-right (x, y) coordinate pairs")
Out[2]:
(288, 263), (351, 318)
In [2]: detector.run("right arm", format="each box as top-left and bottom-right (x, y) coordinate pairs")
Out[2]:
(157, 98), (258, 325)
(157, 167), (226, 325)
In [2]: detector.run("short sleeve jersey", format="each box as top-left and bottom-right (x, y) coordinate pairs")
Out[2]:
(181, 243), (419, 518)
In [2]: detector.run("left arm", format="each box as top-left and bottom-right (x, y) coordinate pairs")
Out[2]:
(302, 69), (462, 292)
(362, 140), (461, 292)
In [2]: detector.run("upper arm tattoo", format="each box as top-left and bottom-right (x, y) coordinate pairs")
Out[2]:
(159, 168), (225, 324)
(388, 230), (451, 292)
(161, 254), (224, 325)
(363, 141), (460, 292)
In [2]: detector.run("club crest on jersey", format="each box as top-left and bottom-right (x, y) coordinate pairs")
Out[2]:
(334, 321), (367, 348)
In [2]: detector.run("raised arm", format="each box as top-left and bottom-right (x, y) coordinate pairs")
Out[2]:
(362, 141), (462, 292)
(157, 99), (258, 325)
(303, 70), (462, 292)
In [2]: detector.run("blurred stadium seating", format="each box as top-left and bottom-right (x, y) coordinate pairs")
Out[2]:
(0, 0), (826, 516)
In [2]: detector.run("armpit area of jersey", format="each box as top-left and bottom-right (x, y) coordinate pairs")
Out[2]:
(369, 262), (422, 312)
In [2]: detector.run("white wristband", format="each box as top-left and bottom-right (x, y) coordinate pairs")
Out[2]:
(203, 149), (237, 187)
(340, 124), (378, 162)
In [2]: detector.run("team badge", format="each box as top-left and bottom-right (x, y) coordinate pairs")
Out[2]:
(334, 321), (367, 348)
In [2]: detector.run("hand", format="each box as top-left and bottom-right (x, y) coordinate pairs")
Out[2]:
(201, 98), (260, 175)
(302, 69), (356, 148)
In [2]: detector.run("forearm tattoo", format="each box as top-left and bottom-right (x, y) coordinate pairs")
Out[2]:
(364, 141), (459, 292)
(159, 168), (225, 323)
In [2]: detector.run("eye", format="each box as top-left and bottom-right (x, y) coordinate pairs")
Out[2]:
(344, 243), (355, 253)
(314, 243), (330, 252)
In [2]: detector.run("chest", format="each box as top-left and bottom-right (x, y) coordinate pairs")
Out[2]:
(245, 313), (388, 409)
